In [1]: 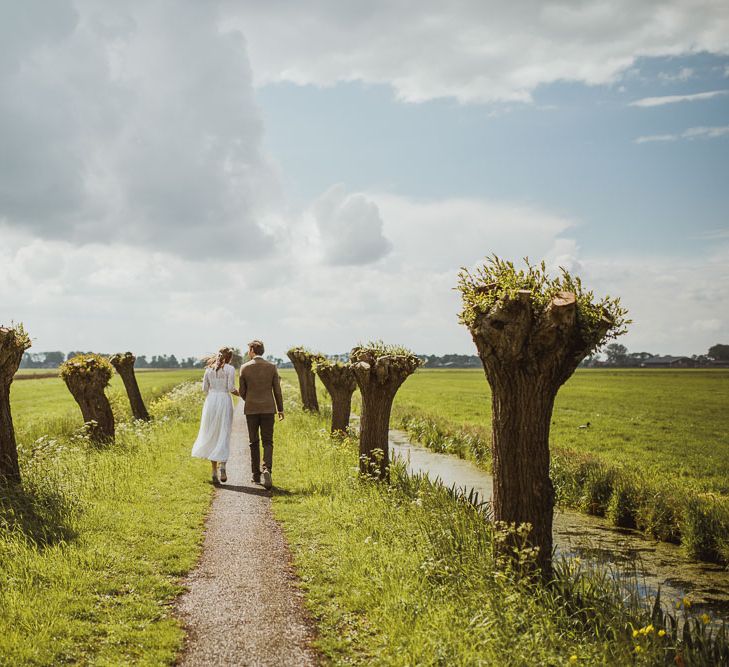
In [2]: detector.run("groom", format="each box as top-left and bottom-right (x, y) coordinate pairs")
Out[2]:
(239, 339), (284, 490)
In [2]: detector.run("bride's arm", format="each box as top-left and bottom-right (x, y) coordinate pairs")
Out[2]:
(202, 368), (210, 394)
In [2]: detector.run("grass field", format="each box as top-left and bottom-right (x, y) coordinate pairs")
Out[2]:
(1, 370), (210, 664)
(392, 368), (729, 495)
(272, 410), (728, 666)
(10, 368), (202, 444)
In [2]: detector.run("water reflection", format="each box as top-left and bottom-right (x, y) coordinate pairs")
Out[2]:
(390, 429), (729, 621)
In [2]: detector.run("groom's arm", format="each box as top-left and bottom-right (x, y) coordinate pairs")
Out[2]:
(239, 368), (248, 401)
(272, 367), (284, 416)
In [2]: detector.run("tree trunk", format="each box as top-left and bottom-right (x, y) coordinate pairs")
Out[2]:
(358, 387), (395, 479)
(111, 353), (150, 421)
(287, 351), (319, 412)
(0, 326), (29, 484)
(315, 363), (356, 434)
(0, 383), (20, 483)
(64, 378), (115, 443)
(330, 389), (353, 433)
(490, 370), (556, 578)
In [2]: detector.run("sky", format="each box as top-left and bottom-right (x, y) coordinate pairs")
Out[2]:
(1, 0), (728, 360)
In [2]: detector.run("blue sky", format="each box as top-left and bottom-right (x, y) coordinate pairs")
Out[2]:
(258, 52), (729, 257)
(1, 2), (728, 359)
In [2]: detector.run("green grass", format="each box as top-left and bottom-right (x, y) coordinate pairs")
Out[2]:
(10, 369), (201, 444)
(1, 379), (211, 665)
(388, 369), (729, 563)
(272, 410), (729, 666)
(393, 368), (729, 494)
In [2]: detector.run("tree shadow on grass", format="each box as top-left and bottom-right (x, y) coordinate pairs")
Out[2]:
(0, 481), (78, 548)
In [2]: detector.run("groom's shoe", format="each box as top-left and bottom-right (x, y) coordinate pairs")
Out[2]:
(251, 473), (261, 484)
(262, 469), (272, 490)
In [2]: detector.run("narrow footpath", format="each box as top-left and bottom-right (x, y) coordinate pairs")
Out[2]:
(177, 402), (318, 666)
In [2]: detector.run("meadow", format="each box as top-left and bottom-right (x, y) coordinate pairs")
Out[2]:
(1, 370), (210, 664)
(391, 368), (729, 494)
(383, 368), (729, 563)
(10, 369), (201, 444)
(272, 410), (728, 666)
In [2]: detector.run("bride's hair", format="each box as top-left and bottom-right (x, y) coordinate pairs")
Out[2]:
(206, 346), (233, 371)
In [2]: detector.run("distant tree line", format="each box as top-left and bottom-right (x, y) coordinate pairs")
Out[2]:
(18, 343), (729, 370)
(580, 342), (729, 367)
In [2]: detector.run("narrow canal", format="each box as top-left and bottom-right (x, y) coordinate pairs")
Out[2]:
(390, 429), (729, 621)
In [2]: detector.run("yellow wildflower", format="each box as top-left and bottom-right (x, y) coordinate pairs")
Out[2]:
(632, 629), (639, 638)
(646, 624), (654, 634)
(658, 629), (666, 637)
(635, 645), (642, 653)
(569, 656), (578, 664)
(701, 613), (710, 624)
(683, 597), (692, 609)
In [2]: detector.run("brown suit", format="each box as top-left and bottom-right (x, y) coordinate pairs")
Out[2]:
(239, 357), (284, 415)
(239, 356), (284, 478)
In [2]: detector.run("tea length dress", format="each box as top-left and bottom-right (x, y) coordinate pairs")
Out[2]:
(191, 364), (235, 463)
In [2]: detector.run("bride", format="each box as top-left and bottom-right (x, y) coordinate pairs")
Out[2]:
(191, 347), (238, 484)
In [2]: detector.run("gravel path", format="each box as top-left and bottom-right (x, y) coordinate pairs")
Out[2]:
(177, 402), (318, 666)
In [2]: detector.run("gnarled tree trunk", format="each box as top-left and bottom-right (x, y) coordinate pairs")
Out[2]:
(315, 362), (357, 434)
(351, 348), (422, 481)
(61, 355), (115, 443)
(110, 352), (150, 421)
(466, 288), (614, 578)
(287, 348), (319, 412)
(0, 326), (31, 484)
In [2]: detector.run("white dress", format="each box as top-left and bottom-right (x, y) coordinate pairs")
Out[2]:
(191, 364), (235, 463)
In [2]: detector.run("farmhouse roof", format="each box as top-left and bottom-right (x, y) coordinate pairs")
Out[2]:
(642, 355), (692, 365)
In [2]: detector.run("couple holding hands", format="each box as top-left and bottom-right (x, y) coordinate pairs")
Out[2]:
(190, 340), (284, 490)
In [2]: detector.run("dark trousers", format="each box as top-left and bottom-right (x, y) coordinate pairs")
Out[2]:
(246, 413), (275, 478)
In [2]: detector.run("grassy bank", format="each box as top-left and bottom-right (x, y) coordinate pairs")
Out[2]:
(0, 380), (210, 664)
(272, 410), (729, 665)
(389, 369), (729, 564)
(10, 368), (201, 443)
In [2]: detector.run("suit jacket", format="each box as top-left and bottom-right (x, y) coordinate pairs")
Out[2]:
(239, 357), (284, 415)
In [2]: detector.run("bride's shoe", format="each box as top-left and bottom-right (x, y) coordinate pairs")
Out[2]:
(219, 463), (227, 483)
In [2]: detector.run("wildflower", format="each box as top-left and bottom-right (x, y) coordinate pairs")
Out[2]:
(645, 624), (654, 634)
(700, 613), (710, 624)
(632, 629), (639, 638)
(635, 645), (642, 653)
(569, 656), (578, 664)
(683, 597), (692, 609)
(658, 629), (666, 637)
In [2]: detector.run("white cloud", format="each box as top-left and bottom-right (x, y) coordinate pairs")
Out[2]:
(223, 1), (729, 104)
(0, 0), (279, 259)
(309, 185), (392, 266)
(635, 125), (729, 143)
(630, 89), (729, 107)
(658, 67), (694, 82)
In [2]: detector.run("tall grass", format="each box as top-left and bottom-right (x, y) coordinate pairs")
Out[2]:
(272, 410), (729, 665)
(0, 381), (210, 664)
(399, 411), (729, 565)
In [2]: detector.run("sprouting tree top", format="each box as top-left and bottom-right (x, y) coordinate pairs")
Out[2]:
(110, 352), (136, 367)
(457, 256), (629, 348)
(286, 346), (323, 361)
(60, 353), (114, 383)
(0, 322), (31, 351)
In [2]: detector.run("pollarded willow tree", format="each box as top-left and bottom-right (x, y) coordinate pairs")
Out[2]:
(0, 324), (31, 484)
(351, 342), (422, 480)
(313, 358), (357, 434)
(287, 347), (320, 412)
(60, 354), (115, 443)
(458, 257), (628, 578)
(110, 352), (150, 421)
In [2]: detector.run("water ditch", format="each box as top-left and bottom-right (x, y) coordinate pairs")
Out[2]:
(389, 429), (729, 622)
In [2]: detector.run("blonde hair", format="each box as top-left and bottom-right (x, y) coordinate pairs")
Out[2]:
(206, 346), (233, 371)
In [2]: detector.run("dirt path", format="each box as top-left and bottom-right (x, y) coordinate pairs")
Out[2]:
(177, 402), (318, 666)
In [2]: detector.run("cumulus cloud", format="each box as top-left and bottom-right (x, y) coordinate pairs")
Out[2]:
(309, 185), (392, 266)
(223, 0), (729, 103)
(0, 0), (278, 258)
(630, 89), (729, 107)
(635, 125), (729, 143)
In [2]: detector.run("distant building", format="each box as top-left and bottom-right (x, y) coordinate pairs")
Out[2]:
(641, 355), (696, 368)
